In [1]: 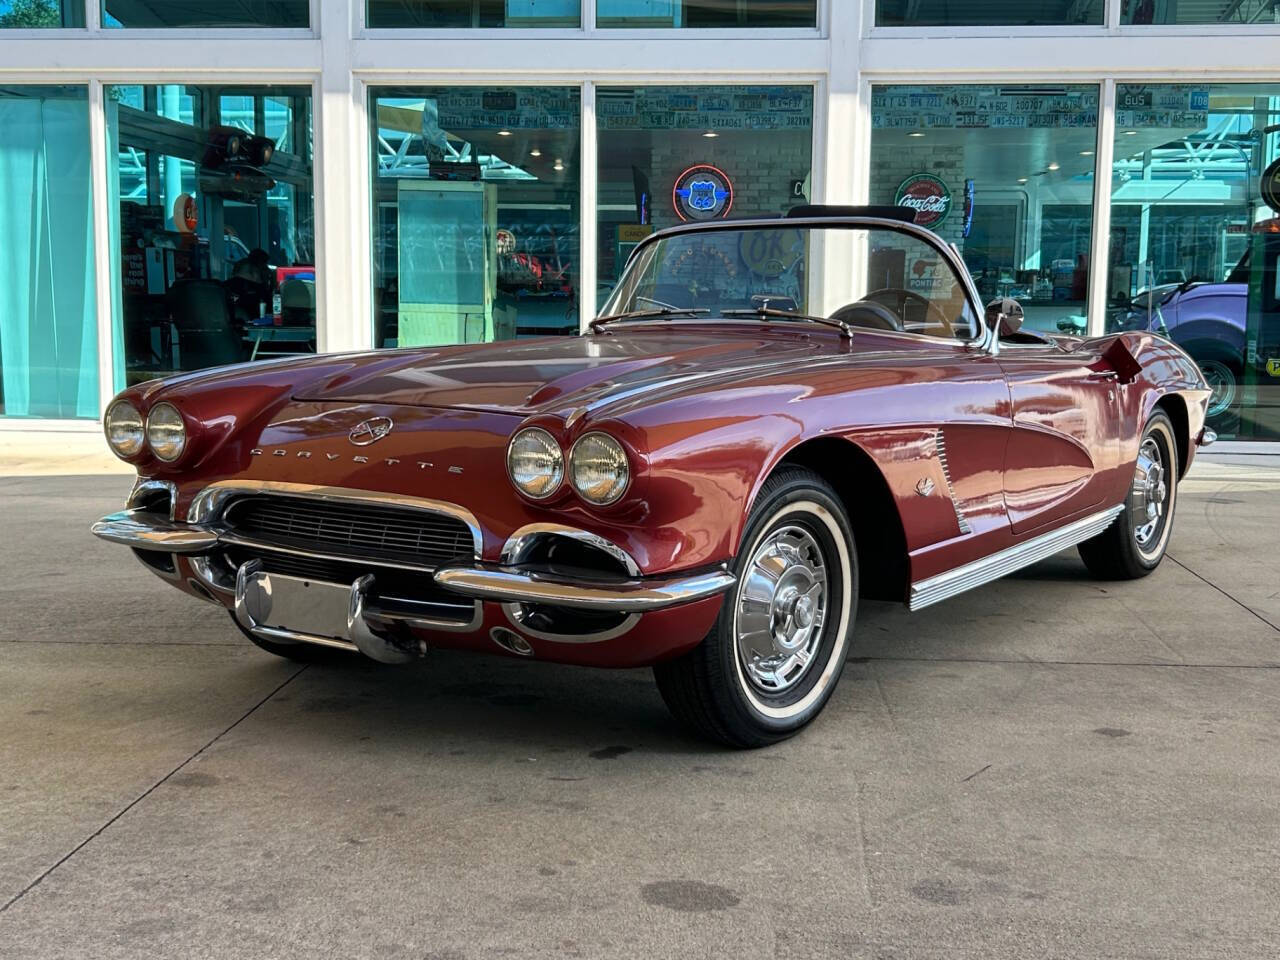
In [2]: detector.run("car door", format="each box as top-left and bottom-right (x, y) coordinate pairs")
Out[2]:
(996, 336), (1122, 535)
(839, 226), (1015, 576)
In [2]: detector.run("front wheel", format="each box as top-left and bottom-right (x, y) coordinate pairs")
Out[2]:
(1078, 410), (1179, 580)
(654, 466), (858, 748)
(1198, 355), (1239, 422)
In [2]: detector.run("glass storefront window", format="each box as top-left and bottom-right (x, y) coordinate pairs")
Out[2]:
(869, 84), (1099, 335)
(1106, 84), (1280, 440)
(370, 87), (580, 347)
(1119, 0), (1280, 25)
(103, 0), (307, 28)
(598, 1), (815, 27)
(0, 86), (97, 418)
(596, 85), (813, 305)
(367, 1), (578, 27)
(107, 85), (316, 384)
(876, 0), (1101, 26)
(0, 0), (83, 27)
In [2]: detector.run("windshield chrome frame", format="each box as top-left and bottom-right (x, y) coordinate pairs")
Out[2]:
(597, 215), (996, 356)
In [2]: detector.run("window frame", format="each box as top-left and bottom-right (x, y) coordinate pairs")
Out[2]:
(364, 80), (587, 349)
(859, 76), (1110, 338)
(356, 74), (824, 350)
(356, 0), (827, 38)
(864, 0), (1280, 38)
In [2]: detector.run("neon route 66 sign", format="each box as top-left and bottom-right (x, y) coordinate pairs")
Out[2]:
(673, 164), (735, 222)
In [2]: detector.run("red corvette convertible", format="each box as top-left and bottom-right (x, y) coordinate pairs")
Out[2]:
(93, 208), (1213, 747)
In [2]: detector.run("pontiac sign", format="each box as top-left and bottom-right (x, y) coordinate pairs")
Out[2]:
(894, 173), (953, 228)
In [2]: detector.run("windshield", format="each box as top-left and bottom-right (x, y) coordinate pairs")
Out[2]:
(600, 222), (980, 341)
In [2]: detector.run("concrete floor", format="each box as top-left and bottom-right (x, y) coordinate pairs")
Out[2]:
(1, 459), (1277, 959)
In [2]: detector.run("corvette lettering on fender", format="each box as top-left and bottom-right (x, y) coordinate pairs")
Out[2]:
(248, 448), (464, 473)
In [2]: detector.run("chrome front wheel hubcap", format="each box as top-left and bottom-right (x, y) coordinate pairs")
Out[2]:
(1132, 436), (1167, 548)
(735, 525), (828, 694)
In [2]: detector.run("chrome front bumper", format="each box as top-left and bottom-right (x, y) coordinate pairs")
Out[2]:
(92, 508), (220, 553)
(91, 508), (735, 615)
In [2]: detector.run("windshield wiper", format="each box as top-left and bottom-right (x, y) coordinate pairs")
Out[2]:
(720, 307), (853, 340)
(588, 307), (710, 333)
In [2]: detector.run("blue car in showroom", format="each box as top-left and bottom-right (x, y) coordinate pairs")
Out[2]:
(1062, 252), (1252, 430)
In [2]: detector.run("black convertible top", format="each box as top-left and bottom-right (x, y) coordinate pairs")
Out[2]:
(785, 204), (918, 224)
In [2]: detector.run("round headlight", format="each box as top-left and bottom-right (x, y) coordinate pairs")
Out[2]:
(507, 427), (564, 500)
(104, 401), (144, 459)
(570, 432), (630, 506)
(146, 402), (187, 462)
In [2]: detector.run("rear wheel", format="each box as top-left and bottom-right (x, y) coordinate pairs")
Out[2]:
(654, 467), (857, 748)
(1078, 410), (1178, 580)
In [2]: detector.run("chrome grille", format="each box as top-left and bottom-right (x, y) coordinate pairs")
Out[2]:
(221, 494), (474, 570)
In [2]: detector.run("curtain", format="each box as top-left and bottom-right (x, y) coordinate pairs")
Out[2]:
(0, 89), (97, 419)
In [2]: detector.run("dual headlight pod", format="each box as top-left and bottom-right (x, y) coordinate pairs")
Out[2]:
(104, 400), (187, 462)
(507, 427), (630, 506)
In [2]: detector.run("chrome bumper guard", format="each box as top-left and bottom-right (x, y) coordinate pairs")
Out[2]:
(234, 559), (421, 664)
(92, 509), (736, 614)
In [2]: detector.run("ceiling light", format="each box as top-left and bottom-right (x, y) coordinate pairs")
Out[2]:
(497, 129), (512, 137)
(1017, 177), (1028, 184)
(1079, 150), (1094, 156)
(702, 131), (718, 138)
(1047, 162), (1061, 171)
(907, 131), (926, 137)
(553, 159), (565, 171)
(530, 147), (542, 157)
(1124, 130), (1138, 135)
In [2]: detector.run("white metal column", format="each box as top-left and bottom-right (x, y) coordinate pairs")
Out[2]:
(314, 0), (368, 353)
(1087, 79), (1117, 337)
(88, 79), (117, 416)
(579, 80), (598, 331)
(814, 0), (863, 314)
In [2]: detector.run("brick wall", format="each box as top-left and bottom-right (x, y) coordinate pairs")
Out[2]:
(647, 131), (812, 229)
(869, 142), (966, 246)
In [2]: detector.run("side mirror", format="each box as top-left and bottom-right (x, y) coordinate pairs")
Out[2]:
(985, 297), (1024, 338)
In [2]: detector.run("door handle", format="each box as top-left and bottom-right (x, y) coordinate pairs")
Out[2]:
(1088, 369), (1119, 382)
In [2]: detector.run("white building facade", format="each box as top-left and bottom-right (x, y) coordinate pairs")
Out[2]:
(2, 0), (1279, 441)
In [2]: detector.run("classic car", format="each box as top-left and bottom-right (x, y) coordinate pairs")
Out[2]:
(92, 206), (1214, 748)
(1058, 244), (1277, 433)
(1126, 276), (1245, 427)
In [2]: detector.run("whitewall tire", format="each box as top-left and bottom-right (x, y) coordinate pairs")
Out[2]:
(654, 466), (857, 748)
(1079, 410), (1179, 580)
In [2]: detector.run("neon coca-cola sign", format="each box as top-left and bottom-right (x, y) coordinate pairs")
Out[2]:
(894, 173), (952, 228)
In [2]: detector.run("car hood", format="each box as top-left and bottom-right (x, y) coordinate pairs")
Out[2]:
(293, 326), (842, 417)
(1173, 281), (1246, 304)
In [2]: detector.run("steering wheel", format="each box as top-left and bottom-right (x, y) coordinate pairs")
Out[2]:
(863, 288), (955, 338)
(828, 300), (903, 332)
